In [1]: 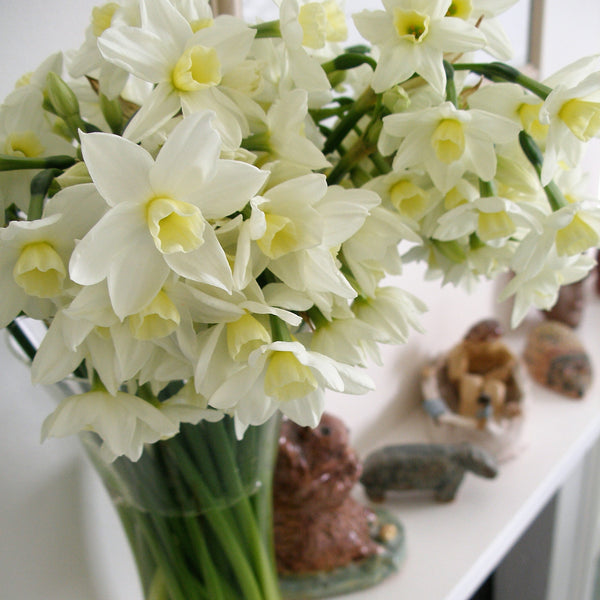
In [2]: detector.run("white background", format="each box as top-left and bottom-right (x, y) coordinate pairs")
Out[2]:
(0, 1), (598, 599)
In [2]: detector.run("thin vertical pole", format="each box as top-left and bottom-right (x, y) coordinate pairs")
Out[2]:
(211, 0), (243, 17)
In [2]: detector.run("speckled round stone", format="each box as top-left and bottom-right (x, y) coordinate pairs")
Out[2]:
(523, 321), (592, 399)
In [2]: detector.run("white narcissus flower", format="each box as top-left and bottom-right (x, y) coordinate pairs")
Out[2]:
(69, 111), (268, 319)
(247, 174), (327, 260)
(500, 250), (595, 328)
(382, 101), (521, 193)
(98, 0), (256, 146)
(447, 0), (518, 60)
(352, 286), (427, 345)
(251, 89), (331, 171)
(0, 87), (76, 215)
(432, 195), (543, 245)
(468, 82), (548, 147)
(208, 341), (374, 438)
(539, 57), (600, 185)
(342, 206), (419, 297)
(193, 297), (303, 399)
(278, 0), (333, 93)
(365, 170), (440, 226)
(311, 316), (383, 367)
(0, 185), (106, 327)
(353, 0), (485, 95)
(31, 278), (204, 395)
(41, 389), (179, 462)
(510, 195), (600, 283)
(245, 181), (381, 316)
(68, 1), (141, 99)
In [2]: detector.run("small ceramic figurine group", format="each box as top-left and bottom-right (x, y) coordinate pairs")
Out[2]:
(420, 319), (526, 463)
(443, 319), (523, 427)
(272, 278), (596, 592)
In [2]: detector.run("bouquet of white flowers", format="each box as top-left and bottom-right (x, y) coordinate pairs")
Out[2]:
(2, 0), (599, 598)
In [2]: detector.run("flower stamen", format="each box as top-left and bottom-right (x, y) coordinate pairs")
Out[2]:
(393, 9), (429, 43)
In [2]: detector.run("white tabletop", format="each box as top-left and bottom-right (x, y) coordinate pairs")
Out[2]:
(326, 282), (600, 600)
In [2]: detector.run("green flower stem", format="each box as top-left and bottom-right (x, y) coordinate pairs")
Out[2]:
(321, 53), (377, 74)
(246, 417), (279, 556)
(100, 93), (124, 135)
(135, 512), (194, 600)
(204, 420), (281, 600)
(252, 20), (281, 38)
(327, 136), (375, 185)
(166, 439), (266, 600)
(270, 314), (292, 342)
(454, 62), (552, 100)
(322, 87), (377, 155)
(307, 306), (328, 329)
(28, 168), (61, 220)
(443, 60), (458, 107)
(156, 444), (226, 600)
(114, 505), (159, 594)
(183, 515), (229, 600)
(369, 150), (391, 175)
(310, 105), (350, 122)
(478, 179), (496, 197)
(518, 130), (567, 211)
(0, 154), (77, 172)
(350, 165), (371, 187)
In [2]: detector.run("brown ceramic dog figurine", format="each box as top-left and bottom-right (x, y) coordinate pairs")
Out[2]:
(273, 413), (379, 574)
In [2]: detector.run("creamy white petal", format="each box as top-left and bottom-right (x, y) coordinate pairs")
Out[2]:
(265, 173), (327, 208)
(262, 283), (314, 312)
(108, 236), (171, 318)
(427, 18), (486, 52)
(414, 45), (445, 96)
(81, 132), (154, 206)
(123, 83), (182, 143)
(372, 45), (414, 93)
(193, 15), (256, 72)
(99, 26), (175, 82)
(31, 314), (85, 385)
(165, 225), (233, 291)
(352, 10), (396, 45)
(70, 203), (147, 285)
(194, 159), (268, 219)
(208, 364), (263, 410)
(465, 135), (498, 181)
(150, 112), (221, 198)
(141, 0), (192, 51)
(280, 390), (324, 428)
(181, 87), (247, 150)
(316, 187), (380, 247)
(86, 333), (122, 395)
(43, 184), (108, 237)
(286, 48), (331, 92)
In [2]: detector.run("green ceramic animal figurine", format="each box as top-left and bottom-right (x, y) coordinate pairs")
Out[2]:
(360, 442), (498, 503)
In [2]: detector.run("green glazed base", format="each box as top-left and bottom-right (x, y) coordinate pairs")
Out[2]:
(279, 508), (406, 599)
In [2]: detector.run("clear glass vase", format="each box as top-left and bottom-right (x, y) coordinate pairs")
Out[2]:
(81, 415), (282, 600)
